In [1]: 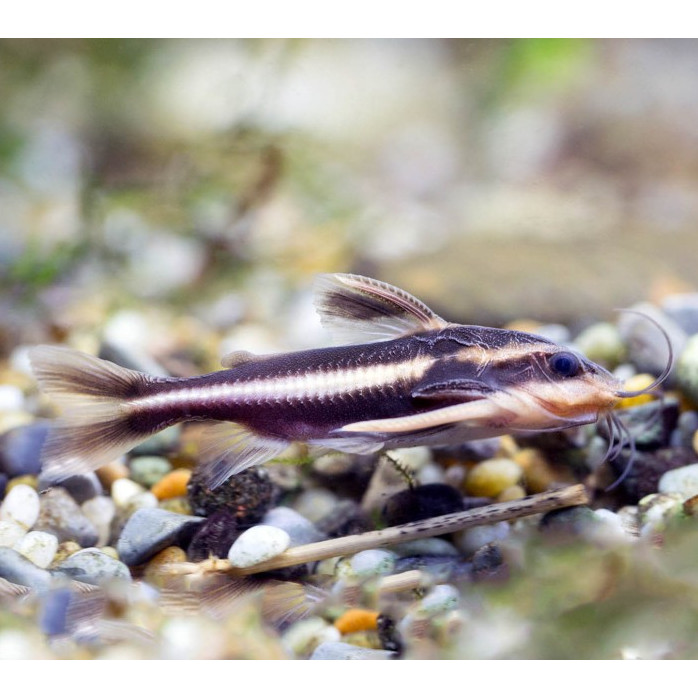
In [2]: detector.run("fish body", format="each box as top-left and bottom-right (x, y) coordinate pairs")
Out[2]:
(30, 274), (624, 488)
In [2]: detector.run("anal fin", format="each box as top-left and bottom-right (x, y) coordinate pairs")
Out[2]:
(196, 422), (289, 489)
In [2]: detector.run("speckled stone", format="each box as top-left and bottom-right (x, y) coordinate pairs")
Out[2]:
(310, 641), (395, 660)
(227, 525), (291, 569)
(0, 421), (50, 477)
(129, 456), (172, 489)
(0, 520), (26, 547)
(349, 549), (396, 577)
(658, 463), (698, 499)
(54, 547), (132, 585)
(34, 487), (99, 547)
(116, 508), (204, 566)
(13, 530), (59, 568)
(0, 483), (40, 530)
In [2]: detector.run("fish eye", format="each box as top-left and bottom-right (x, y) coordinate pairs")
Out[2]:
(548, 351), (581, 378)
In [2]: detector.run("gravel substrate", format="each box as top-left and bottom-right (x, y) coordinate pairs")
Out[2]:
(2, 294), (698, 659)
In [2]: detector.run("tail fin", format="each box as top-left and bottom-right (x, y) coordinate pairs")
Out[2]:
(28, 345), (155, 479)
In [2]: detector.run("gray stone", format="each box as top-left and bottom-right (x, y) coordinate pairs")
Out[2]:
(310, 641), (395, 660)
(0, 547), (55, 592)
(34, 487), (99, 547)
(0, 421), (50, 477)
(129, 456), (172, 488)
(662, 293), (698, 336)
(617, 303), (686, 378)
(116, 508), (204, 566)
(54, 547), (132, 585)
(38, 472), (103, 504)
(262, 506), (326, 546)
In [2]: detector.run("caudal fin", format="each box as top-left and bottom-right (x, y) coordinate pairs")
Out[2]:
(28, 345), (155, 479)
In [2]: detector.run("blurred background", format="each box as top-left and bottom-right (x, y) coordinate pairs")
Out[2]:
(1, 38), (697, 358)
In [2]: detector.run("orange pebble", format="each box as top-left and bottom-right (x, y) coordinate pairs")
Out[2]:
(333, 609), (380, 635)
(151, 468), (192, 500)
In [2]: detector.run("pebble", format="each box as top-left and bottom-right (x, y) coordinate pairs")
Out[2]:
(0, 520), (26, 547)
(54, 548), (132, 585)
(382, 483), (464, 527)
(349, 549), (396, 577)
(314, 499), (371, 538)
(131, 425), (181, 457)
(0, 385), (24, 412)
(151, 468), (191, 500)
(143, 546), (188, 584)
(669, 410), (698, 449)
(293, 488), (339, 523)
(0, 547), (54, 592)
(186, 510), (239, 562)
(662, 293), (698, 335)
(497, 485), (526, 502)
(617, 303), (686, 377)
(34, 487), (99, 547)
(0, 483), (40, 529)
(638, 493), (684, 536)
(573, 322), (626, 367)
(116, 508), (205, 566)
(613, 398), (679, 450)
(111, 478), (148, 509)
(52, 541), (82, 564)
(616, 374), (659, 409)
(658, 463), (698, 499)
(418, 584), (460, 615)
(0, 421), (50, 477)
(587, 509), (632, 546)
(465, 458), (522, 497)
(13, 531), (58, 568)
(677, 335), (698, 405)
(0, 473), (6, 500)
(38, 588), (74, 637)
(128, 456), (173, 488)
(96, 461), (130, 488)
(38, 472), (103, 504)
(418, 462), (447, 484)
(455, 522), (510, 556)
(81, 496), (116, 547)
(391, 538), (460, 558)
(513, 448), (556, 493)
(187, 465), (276, 524)
(471, 543), (508, 582)
(282, 618), (341, 657)
(539, 506), (597, 540)
(310, 641), (395, 660)
(262, 506), (325, 546)
(334, 609), (380, 634)
(227, 525), (291, 569)
(158, 496), (192, 515)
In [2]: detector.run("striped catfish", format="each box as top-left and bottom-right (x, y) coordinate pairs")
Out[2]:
(29, 274), (670, 489)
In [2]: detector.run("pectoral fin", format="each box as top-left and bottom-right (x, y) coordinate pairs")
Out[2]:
(411, 377), (494, 401)
(337, 399), (509, 434)
(313, 273), (447, 344)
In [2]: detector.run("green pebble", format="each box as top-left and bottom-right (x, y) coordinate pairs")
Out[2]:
(158, 497), (192, 515)
(129, 456), (172, 488)
(574, 322), (627, 368)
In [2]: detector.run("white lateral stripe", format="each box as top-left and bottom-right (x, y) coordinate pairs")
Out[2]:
(130, 358), (433, 409)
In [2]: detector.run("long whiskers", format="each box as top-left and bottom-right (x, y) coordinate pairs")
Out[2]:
(603, 410), (637, 492)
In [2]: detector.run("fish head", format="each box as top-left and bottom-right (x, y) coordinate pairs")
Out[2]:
(467, 330), (623, 431)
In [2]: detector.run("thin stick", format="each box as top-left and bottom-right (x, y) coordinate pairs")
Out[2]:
(167, 485), (588, 578)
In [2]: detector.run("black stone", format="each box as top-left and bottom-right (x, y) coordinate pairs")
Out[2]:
(471, 543), (508, 583)
(377, 614), (403, 656)
(187, 510), (240, 562)
(187, 465), (277, 524)
(382, 483), (464, 527)
(608, 446), (698, 503)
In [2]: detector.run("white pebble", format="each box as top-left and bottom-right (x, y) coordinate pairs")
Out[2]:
(13, 531), (58, 568)
(349, 549), (396, 577)
(0, 385), (24, 411)
(419, 584), (460, 615)
(658, 463), (698, 499)
(387, 446), (433, 470)
(0, 520), (27, 547)
(227, 525), (290, 569)
(418, 462), (447, 485)
(281, 617), (341, 657)
(455, 522), (510, 556)
(586, 509), (632, 546)
(293, 488), (339, 523)
(82, 496), (116, 547)
(0, 484), (40, 530)
(111, 478), (146, 508)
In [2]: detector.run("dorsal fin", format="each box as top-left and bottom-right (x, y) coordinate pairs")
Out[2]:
(313, 273), (447, 345)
